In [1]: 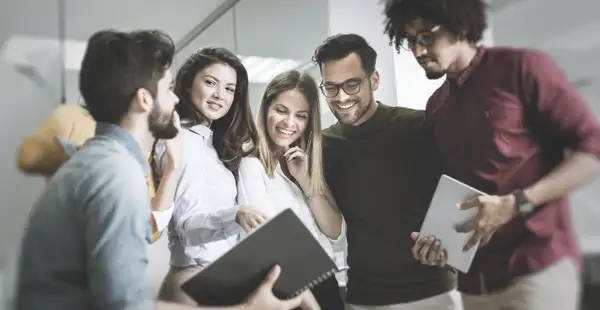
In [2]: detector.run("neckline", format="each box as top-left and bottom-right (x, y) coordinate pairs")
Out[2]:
(338, 102), (392, 137)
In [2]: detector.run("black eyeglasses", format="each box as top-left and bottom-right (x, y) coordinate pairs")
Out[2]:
(319, 77), (365, 98)
(399, 25), (440, 51)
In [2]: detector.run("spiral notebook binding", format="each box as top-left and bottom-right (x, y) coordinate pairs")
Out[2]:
(288, 268), (337, 298)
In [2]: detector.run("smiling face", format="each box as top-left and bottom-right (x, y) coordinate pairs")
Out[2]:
(189, 63), (237, 122)
(265, 89), (310, 148)
(321, 52), (379, 126)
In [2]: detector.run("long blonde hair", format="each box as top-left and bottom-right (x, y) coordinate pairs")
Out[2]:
(253, 70), (330, 197)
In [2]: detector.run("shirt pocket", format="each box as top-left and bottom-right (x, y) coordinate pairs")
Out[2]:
(487, 100), (527, 136)
(485, 95), (532, 160)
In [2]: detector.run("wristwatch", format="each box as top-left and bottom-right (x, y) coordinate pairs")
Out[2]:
(512, 189), (535, 216)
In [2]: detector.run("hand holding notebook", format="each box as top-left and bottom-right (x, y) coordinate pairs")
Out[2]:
(181, 208), (338, 306)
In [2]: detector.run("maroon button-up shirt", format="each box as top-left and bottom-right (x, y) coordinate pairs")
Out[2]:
(426, 47), (600, 295)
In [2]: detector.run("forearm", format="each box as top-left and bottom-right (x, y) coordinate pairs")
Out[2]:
(300, 183), (342, 239)
(152, 165), (182, 212)
(176, 205), (241, 246)
(18, 136), (68, 175)
(524, 152), (600, 207)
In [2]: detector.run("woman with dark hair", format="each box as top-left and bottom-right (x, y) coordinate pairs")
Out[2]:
(237, 70), (345, 309)
(153, 47), (268, 305)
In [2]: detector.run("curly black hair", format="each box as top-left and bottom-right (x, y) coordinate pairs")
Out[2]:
(383, 0), (488, 52)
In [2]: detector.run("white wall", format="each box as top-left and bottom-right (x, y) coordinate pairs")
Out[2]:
(0, 1), (62, 307)
(327, 0), (397, 108)
(0, 1), (227, 306)
(393, 52), (445, 110)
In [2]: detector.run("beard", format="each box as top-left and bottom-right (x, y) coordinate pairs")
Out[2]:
(425, 70), (446, 80)
(332, 95), (374, 126)
(148, 104), (178, 140)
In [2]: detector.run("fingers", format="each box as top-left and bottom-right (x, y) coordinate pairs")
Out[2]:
(480, 230), (494, 246)
(456, 195), (484, 210)
(418, 239), (434, 264)
(261, 265), (281, 289)
(240, 210), (269, 232)
(426, 239), (441, 263)
(283, 146), (303, 156)
(248, 218), (261, 230)
(172, 111), (181, 129)
(463, 230), (484, 252)
(283, 147), (306, 160)
(437, 249), (448, 267)
(411, 235), (426, 260)
(285, 150), (306, 162)
(240, 222), (252, 233)
(454, 214), (479, 233)
(412, 236), (443, 266)
(410, 232), (419, 241)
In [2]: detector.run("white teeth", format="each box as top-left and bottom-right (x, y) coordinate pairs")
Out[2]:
(337, 102), (355, 110)
(208, 102), (221, 109)
(277, 128), (294, 136)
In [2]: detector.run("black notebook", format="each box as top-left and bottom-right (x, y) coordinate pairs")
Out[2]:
(181, 208), (339, 306)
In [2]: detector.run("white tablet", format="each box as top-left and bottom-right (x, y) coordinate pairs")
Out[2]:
(418, 174), (487, 273)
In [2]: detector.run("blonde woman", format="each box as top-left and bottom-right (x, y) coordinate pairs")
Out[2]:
(237, 70), (345, 309)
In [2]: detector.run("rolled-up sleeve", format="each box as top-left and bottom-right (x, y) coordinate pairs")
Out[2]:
(83, 163), (154, 310)
(521, 50), (600, 158)
(154, 140), (240, 247)
(150, 142), (175, 235)
(521, 50), (600, 236)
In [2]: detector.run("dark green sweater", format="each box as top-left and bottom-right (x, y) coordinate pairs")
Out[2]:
(322, 103), (456, 305)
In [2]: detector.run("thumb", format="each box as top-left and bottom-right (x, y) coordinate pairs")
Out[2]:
(410, 232), (420, 241)
(280, 293), (304, 309)
(260, 265), (281, 289)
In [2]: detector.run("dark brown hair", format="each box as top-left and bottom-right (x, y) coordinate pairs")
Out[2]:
(312, 34), (377, 74)
(174, 47), (258, 172)
(79, 29), (174, 124)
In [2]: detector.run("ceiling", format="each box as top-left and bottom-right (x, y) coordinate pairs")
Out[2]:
(0, 0), (226, 44)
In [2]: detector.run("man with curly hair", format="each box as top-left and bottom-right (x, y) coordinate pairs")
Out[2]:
(383, 0), (600, 309)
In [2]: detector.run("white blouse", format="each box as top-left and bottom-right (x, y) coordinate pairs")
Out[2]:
(237, 156), (345, 259)
(154, 124), (241, 267)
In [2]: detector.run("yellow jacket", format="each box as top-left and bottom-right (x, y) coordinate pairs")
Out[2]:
(18, 104), (165, 242)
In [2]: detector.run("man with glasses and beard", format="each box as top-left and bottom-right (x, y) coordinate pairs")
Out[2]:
(382, 0), (600, 309)
(14, 29), (307, 310)
(313, 34), (461, 309)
